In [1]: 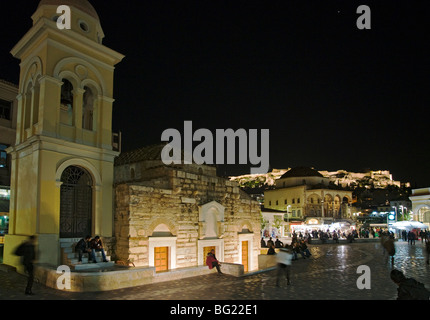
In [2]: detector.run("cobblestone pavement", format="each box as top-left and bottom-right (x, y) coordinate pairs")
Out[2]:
(1, 241), (429, 301)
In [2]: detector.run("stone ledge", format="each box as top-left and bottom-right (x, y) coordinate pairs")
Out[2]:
(0, 263), (17, 273)
(33, 262), (247, 292)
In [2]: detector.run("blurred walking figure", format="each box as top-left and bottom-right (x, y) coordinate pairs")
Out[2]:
(14, 235), (37, 295)
(390, 269), (430, 300)
(425, 239), (430, 265)
(383, 233), (395, 265)
(276, 245), (293, 287)
(408, 231), (416, 245)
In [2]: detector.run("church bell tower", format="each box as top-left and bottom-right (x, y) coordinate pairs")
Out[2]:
(4, 0), (124, 269)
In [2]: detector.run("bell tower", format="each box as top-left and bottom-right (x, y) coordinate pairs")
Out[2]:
(4, 0), (124, 269)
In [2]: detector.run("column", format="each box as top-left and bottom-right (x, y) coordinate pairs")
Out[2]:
(72, 88), (85, 143)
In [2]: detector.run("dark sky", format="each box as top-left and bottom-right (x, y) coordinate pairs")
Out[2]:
(1, 1), (429, 186)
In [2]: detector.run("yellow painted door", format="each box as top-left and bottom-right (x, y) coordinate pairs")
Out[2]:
(242, 241), (248, 272)
(204, 246), (216, 260)
(154, 247), (168, 272)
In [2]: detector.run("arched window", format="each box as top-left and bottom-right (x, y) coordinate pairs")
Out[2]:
(82, 86), (94, 131)
(60, 79), (74, 126)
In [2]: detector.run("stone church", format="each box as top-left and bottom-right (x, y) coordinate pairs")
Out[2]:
(114, 144), (261, 273)
(3, 0), (261, 279)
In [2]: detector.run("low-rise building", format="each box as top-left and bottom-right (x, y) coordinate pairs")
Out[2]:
(410, 187), (430, 227)
(0, 79), (18, 240)
(114, 144), (261, 273)
(264, 167), (354, 230)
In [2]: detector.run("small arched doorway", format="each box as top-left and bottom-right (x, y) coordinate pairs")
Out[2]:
(418, 206), (430, 224)
(59, 166), (93, 238)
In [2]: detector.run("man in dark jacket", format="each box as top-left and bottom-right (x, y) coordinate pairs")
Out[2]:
(75, 235), (92, 263)
(390, 269), (430, 300)
(15, 235), (37, 295)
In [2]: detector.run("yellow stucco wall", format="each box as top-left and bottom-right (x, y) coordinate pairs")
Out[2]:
(4, 2), (123, 269)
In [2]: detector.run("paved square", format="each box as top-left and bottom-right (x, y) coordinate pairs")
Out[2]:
(1, 240), (429, 300)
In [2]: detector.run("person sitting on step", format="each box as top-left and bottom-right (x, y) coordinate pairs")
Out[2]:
(206, 249), (223, 274)
(75, 235), (92, 263)
(90, 236), (108, 263)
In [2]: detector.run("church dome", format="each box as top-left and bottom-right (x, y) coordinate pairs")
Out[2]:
(37, 0), (99, 20)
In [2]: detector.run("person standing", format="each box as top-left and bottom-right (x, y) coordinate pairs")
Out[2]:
(383, 234), (396, 264)
(408, 231), (416, 245)
(402, 230), (407, 241)
(425, 239), (430, 265)
(15, 235), (37, 295)
(276, 245), (293, 287)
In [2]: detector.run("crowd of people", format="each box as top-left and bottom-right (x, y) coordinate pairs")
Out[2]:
(260, 230), (430, 297)
(399, 229), (429, 244)
(264, 226), (430, 246)
(262, 229), (359, 245)
(262, 236), (312, 261)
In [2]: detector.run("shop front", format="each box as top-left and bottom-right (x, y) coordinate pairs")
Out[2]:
(291, 217), (354, 234)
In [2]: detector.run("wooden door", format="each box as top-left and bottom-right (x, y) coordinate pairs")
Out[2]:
(154, 247), (168, 272)
(204, 246), (216, 260)
(242, 241), (248, 272)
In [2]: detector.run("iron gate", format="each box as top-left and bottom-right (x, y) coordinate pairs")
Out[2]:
(59, 166), (93, 238)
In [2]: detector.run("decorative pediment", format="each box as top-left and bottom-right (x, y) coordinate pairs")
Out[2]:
(199, 201), (225, 222)
(198, 201), (225, 239)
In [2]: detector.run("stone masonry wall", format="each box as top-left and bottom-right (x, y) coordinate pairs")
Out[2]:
(114, 167), (261, 269)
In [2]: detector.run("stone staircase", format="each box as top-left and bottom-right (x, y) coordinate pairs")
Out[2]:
(60, 238), (115, 271)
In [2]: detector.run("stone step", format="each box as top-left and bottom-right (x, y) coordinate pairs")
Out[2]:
(59, 238), (115, 271)
(72, 261), (115, 271)
(65, 251), (109, 259)
(69, 256), (111, 264)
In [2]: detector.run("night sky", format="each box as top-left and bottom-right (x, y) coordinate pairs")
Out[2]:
(1, 1), (429, 186)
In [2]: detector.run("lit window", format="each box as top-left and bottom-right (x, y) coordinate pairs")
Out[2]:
(0, 99), (12, 120)
(0, 145), (7, 168)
